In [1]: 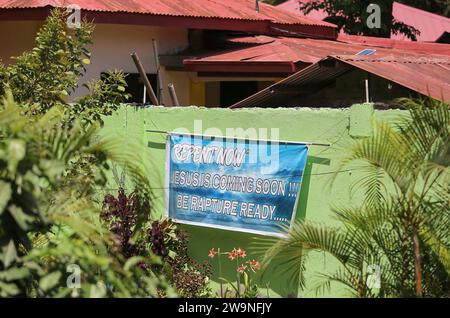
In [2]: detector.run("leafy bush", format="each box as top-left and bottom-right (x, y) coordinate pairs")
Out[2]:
(0, 93), (174, 297)
(0, 9), (174, 298)
(101, 188), (212, 298)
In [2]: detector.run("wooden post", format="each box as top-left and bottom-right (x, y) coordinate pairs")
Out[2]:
(131, 52), (159, 106)
(168, 83), (180, 107)
(152, 39), (164, 105)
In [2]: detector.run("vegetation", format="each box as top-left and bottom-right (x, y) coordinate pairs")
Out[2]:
(0, 9), (129, 125)
(0, 9), (200, 298)
(208, 247), (261, 298)
(255, 98), (450, 298)
(101, 189), (212, 298)
(1, 6), (448, 300)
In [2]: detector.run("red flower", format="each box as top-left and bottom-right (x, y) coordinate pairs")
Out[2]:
(208, 248), (216, 258)
(236, 248), (246, 258)
(227, 250), (237, 260)
(248, 260), (261, 271)
(238, 265), (247, 274)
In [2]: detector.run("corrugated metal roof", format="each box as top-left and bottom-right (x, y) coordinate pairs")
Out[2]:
(278, 0), (328, 21)
(229, 53), (450, 108)
(392, 2), (450, 42)
(0, 0), (336, 27)
(337, 34), (450, 55)
(334, 54), (450, 101)
(278, 0), (450, 42)
(184, 36), (371, 66)
(229, 58), (351, 108)
(184, 35), (450, 73)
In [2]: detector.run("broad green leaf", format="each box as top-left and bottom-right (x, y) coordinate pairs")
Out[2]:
(0, 267), (30, 281)
(168, 250), (177, 260)
(9, 205), (34, 231)
(8, 139), (26, 173)
(0, 181), (11, 215)
(2, 240), (17, 268)
(0, 281), (20, 297)
(124, 256), (145, 271)
(82, 58), (91, 65)
(39, 271), (62, 292)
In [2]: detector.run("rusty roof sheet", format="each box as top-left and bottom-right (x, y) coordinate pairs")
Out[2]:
(334, 54), (450, 102)
(184, 35), (450, 66)
(229, 54), (450, 108)
(0, 0), (336, 27)
(391, 2), (450, 42)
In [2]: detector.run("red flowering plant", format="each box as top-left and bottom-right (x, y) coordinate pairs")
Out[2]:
(208, 247), (261, 298)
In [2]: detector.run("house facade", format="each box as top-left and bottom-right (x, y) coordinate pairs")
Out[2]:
(0, 0), (335, 106)
(1, 0), (449, 108)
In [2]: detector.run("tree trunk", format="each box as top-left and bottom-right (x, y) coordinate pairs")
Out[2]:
(412, 229), (423, 297)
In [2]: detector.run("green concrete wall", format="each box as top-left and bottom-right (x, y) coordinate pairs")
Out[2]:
(100, 104), (403, 298)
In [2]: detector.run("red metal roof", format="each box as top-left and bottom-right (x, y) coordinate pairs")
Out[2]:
(334, 54), (450, 101)
(337, 34), (450, 55)
(183, 35), (450, 74)
(229, 54), (450, 108)
(278, 0), (450, 42)
(0, 0), (336, 34)
(391, 2), (450, 41)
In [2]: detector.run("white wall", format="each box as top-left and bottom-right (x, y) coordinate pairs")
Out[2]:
(76, 24), (190, 104)
(0, 21), (192, 105)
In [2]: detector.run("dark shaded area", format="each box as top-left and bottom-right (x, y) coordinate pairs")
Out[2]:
(220, 81), (259, 108)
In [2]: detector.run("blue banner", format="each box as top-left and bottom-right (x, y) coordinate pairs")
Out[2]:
(165, 133), (310, 237)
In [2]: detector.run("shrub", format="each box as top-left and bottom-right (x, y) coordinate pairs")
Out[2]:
(101, 189), (212, 298)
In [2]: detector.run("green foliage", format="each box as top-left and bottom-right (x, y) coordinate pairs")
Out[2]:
(1, 10), (92, 113)
(161, 225), (212, 298)
(71, 70), (130, 125)
(208, 248), (262, 298)
(0, 9), (129, 125)
(101, 190), (213, 298)
(299, 0), (420, 40)
(0, 9), (175, 298)
(0, 93), (174, 297)
(254, 98), (450, 298)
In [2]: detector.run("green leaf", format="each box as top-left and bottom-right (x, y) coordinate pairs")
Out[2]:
(2, 240), (17, 268)
(0, 181), (12, 215)
(0, 281), (20, 297)
(0, 267), (30, 281)
(117, 86), (126, 92)
(8, 139), (26, 173)
(168, 250), (177, 260)
(9, 205), (34, 231)
(82, 58), (91, 65)
(39, 271), (62, 292)
(124, 256), (145, 271)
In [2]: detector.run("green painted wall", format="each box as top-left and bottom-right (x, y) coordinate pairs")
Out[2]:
(100, 104), (403, 298)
